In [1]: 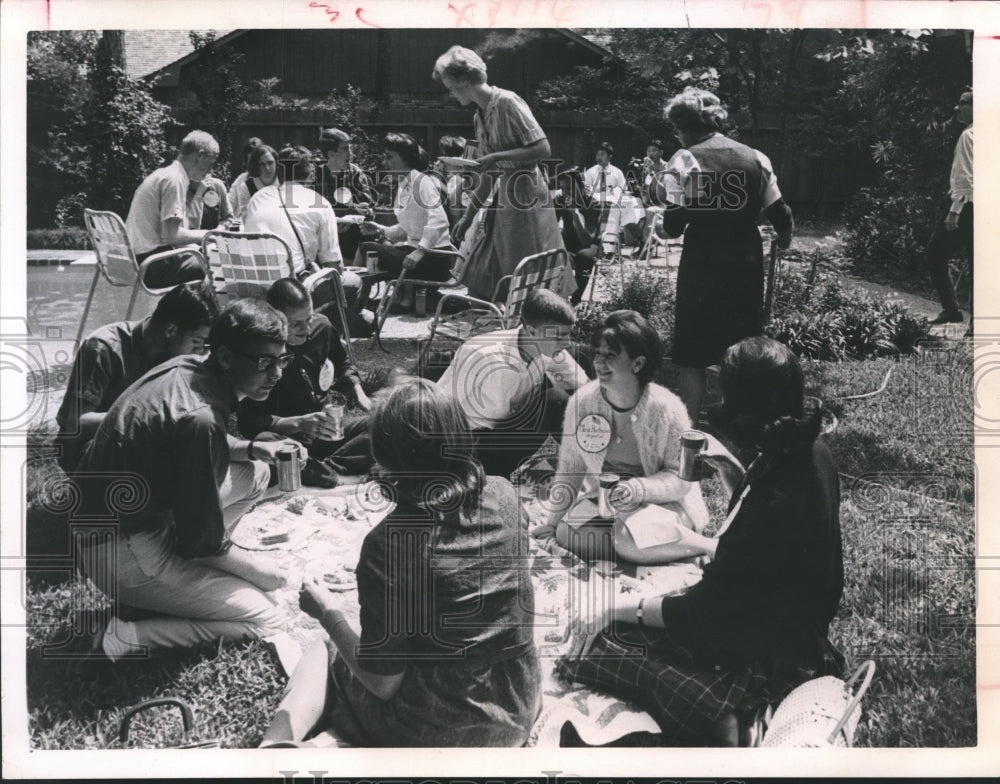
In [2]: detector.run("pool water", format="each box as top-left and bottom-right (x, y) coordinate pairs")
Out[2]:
(21, 265), (160, 426)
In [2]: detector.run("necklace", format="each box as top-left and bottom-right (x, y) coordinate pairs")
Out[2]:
(601, 387), (639, 414)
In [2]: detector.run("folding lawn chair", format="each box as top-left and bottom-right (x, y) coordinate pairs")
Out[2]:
(371, 248), (467, 352)
(79, 208), (208, 346)
(418, 248), (570, 372)
(202, 229), (357, 366)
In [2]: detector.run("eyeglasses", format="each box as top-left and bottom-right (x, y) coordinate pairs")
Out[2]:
(231, 349), (294, 373)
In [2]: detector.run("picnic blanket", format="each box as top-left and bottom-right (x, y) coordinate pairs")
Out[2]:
(234, 481), (704, 747)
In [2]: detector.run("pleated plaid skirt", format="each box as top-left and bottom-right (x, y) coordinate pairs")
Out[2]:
(557, 622), (828, 745)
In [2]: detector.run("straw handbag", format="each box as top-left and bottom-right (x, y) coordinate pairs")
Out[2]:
(760, 660), (876, 747)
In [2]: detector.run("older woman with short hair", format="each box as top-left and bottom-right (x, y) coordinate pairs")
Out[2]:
(261, 379), (541, 747)
(541, 310), (710, 564)
(433, 45), (569, 301)
(652, 87), (794, 424)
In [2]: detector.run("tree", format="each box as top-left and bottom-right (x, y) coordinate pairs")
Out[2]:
(819, 30), (971, 278)
(84, 31), (172, 218)
(26, 30), (98, 227)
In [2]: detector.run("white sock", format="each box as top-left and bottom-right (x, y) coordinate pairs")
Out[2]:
(102, 617), (140, 662)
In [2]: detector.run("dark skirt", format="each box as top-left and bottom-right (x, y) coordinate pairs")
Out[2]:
(671, 227), (764, 368)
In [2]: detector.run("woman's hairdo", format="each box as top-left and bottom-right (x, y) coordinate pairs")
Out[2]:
(592, 310), (661, 385)
(368, 379), (484, 518)
(438, 135), (467, 157)
(383, 132), (425, 171)
(665, 87), (728, 134)
(247, 144), (278, 178)
(720, 337), (821, 453)
(433, 45), (488, 86)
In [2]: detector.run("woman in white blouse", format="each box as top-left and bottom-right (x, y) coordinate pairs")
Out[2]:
(357, 133), (459, 311)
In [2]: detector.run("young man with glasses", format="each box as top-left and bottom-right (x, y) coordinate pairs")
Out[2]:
(69, 299), (305, 666)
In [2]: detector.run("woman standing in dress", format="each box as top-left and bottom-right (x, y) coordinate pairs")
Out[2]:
(433, 45), (568, 300)
(653, 88), (793, 423)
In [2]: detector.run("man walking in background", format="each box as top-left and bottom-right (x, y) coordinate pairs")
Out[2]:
(926, 88), (973, 336)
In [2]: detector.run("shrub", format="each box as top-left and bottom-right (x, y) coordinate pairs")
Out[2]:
(26, 228), (92, 250)
(766, 249), (930, 360)
(843, 187), (940, 284)
(572, 267), (675, 347)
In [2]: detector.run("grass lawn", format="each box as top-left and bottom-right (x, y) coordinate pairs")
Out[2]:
(21, 339), (975, 748)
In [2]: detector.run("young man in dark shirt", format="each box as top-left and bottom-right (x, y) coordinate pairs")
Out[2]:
(55, 282), (219, 472)
(315, 127), (378, 262)
(70, 299), (305, 663)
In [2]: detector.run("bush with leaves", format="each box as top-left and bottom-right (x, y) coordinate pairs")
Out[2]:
(765, 250), (930, 360)
(572, 267), (676, 349)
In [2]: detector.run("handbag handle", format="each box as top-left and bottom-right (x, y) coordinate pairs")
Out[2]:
(119, 697), (196, 747)
(826, 659), (876, 746)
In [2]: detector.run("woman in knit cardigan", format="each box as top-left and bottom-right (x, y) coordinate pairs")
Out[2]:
(538, 310), (711, 563)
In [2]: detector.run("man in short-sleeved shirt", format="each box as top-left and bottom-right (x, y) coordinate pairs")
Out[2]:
(54, 283), (218, 473)
(124, 130), (220, 288)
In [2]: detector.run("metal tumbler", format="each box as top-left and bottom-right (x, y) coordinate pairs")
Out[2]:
(276, 448), (301, 492)
(366, 250), (379, 274)
(679, 430), (707, 481)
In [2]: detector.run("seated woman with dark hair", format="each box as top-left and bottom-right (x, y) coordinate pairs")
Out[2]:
(229, 143), (278, 220)
(357, 133), (460, 311)
(560, 336), (844, 747)
(260, 379), (541, 747)
(539, 310), (710, 564)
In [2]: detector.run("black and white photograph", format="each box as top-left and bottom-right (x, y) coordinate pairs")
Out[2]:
(2, 0), (998, 779)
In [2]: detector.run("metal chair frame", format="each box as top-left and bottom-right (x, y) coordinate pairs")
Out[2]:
(371, 248), (467, 352)
(419, 248), (570, 366)
(202, 229), (356, 366)
(79, 208), (207, 345)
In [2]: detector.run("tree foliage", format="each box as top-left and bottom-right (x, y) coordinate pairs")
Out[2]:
(27, 30), (173, 227)
(84, 35), (172, 218)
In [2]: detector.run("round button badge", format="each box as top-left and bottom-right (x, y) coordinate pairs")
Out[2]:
(318, 359), (334, 392)
(576, 414), (612, 453)
(202, 189), (220, 208)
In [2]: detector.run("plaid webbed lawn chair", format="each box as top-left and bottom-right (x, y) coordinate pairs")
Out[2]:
(79, 208), (207, 345)
(418, 248), (570, 373)
(202, 229), (356, 365)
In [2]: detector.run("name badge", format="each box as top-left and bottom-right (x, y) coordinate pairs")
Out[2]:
(318, 359), (335, 392)
(576, 413), (611, 453)
(334, 186), (354, 206)
(202, 189), (220, 208)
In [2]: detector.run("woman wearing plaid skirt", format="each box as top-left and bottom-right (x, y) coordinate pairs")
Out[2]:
(560, 337), (844, 746)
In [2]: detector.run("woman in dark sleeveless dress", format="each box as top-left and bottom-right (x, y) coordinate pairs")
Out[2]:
(652, 88), (793, 423)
